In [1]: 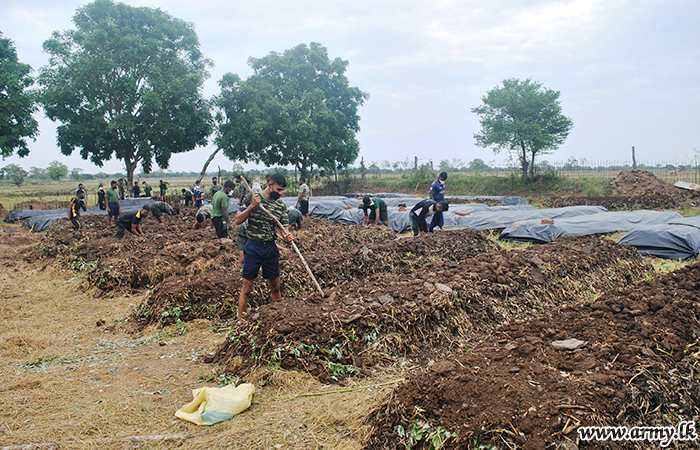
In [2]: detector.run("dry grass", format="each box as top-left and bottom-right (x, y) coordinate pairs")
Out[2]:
(0, 229), (399, 449)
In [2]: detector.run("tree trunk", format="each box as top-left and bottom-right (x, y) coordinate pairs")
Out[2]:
(196, 147), (222, 183)
(519, 142), (528, 181)
(125, 158), (136, 196)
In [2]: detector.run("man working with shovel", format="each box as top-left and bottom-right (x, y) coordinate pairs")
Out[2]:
(235, 173), (293, 320)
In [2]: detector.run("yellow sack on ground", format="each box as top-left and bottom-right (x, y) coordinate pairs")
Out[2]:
(175, 383), (255, 426)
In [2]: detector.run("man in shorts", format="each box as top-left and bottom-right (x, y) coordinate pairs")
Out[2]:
(211, 180), (234, 238)
(105, 180), (121, 226)
(116, 205), (150, 239)
(361, 196), (389, 226)
(235, 173), (293, 319)
(150, 201), (179, 224)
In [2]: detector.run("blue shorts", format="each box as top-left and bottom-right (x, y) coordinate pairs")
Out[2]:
(242, 239), (280, 280)
(108, 202), (120, 217)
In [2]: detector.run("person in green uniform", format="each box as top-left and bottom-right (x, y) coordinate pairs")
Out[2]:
(361, 196), (389, 226)
(211, 180), (234, 238)
(288, 206), (303, 230)
(150, 201), (179, 224)
(210, 176), (222, 198)
(105, 180), (120, 226)
(194, 204), (213, 230)
(235, 173), (293, 320)
(295, 176), (311, 216)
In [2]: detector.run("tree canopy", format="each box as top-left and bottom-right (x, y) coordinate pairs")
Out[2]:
(38, 0), (213, 187)
(472, 78), (573, 181)
(0, 33), (39, 158)
(47, 160), (69, 180)
(214, 42), (368, 179)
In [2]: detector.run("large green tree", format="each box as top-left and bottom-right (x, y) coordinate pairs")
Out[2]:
(472, 78), (573, 181)
(214, 42), (368, 179)
(46, 160), (69, 180)
(0, 33), (39, 158)
(38, 0), (213, 187)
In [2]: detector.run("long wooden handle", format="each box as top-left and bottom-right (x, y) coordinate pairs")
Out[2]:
(239, 177), (324, 297)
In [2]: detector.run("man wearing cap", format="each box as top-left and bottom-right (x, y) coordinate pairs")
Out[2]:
(410, 199), (449, 236)
(361, 196), (389, 226)
(429, 172), (448, 231)
(150, 201), (179, 224)
(116, 204), (150, 239)
(235, 173), (293, 320)
(211, 180), (235, 238)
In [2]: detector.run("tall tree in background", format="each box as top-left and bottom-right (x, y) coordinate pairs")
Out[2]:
(214, 42), (368, 179)
(38, 0), (213, 188)
(46, 160), (69, 180)
(0, 33), (39, 158)
(472, 78), (573, 181)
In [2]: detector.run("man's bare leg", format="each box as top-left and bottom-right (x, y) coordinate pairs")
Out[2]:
(238, 278), (255, 320)
(268, 277), (282, 303)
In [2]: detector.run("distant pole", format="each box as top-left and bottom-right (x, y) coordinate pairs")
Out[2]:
(632, 146), (637, 169)
(414, 156), (418, 174)
(360, 157), (366, 181)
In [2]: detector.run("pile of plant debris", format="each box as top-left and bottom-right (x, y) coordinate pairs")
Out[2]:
(364, 262), (700, 450)
(210, 235), (652, 382)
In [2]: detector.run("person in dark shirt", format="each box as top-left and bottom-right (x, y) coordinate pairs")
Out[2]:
(132, 182), (141, 198)
(361, 196), (388, 226)
(410, 199), (448, 236)
(68, 190), (87, 231)
(97, 185), (106, 210)
(116, 205), (150, 239)
(429, 172), (448, 231)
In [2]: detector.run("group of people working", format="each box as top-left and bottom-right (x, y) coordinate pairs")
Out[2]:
(359, 171), (449, 236)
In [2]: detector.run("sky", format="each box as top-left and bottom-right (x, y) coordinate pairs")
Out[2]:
(1, 0), (699, 175)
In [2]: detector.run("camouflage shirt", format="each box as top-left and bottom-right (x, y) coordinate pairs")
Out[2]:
(150, 201), (173, 218)
(241, 192), (288, 242)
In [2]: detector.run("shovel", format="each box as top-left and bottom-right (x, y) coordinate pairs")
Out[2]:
(238, 177), (324, 297)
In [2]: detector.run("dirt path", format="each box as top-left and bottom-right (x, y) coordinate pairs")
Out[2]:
(0, 230), (394, 449)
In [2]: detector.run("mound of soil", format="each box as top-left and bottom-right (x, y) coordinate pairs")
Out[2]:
(135, 228), (500, 327)
(210, 235), (652, 382)
(546, 170), (700, 210)
(364, 262), (700, 450)
(31, 212), (400, 295)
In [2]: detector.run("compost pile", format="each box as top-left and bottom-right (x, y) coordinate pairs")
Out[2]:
(545, 169), (700, 210)
(365, 262), (700, 450)
(136, 227), (499, 327)
(210, 235), (652, 382)
(31, 212), (240, 293)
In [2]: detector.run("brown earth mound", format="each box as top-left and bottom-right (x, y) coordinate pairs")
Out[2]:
(364, 262), (700, 450)
(135, 228), (500, 327)
(210, 235), (652, 382)
(31, 212), (399, 295)
(546, 170), (700, 210)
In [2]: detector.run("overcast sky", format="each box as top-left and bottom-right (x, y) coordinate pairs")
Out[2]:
(2, 0), (699, 174)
